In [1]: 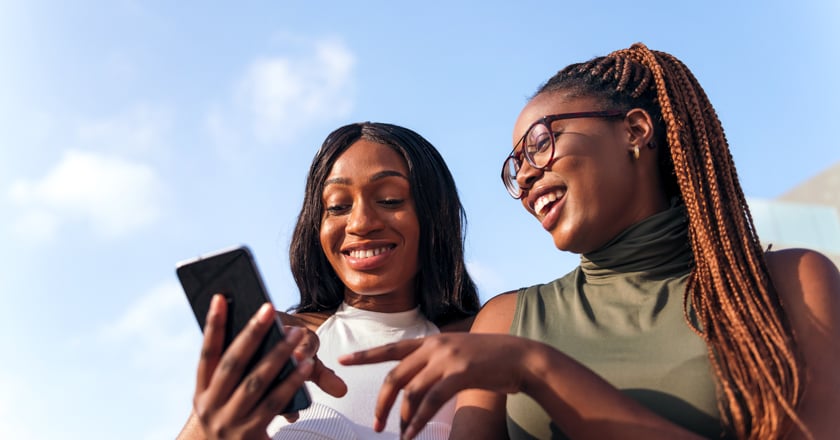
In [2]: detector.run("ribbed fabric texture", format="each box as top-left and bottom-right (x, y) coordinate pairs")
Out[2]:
(270, 303), (454, 440)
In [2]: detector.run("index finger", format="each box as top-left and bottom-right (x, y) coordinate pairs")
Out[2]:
(337, 338), (423, 366)
(196, 294), (226, 392)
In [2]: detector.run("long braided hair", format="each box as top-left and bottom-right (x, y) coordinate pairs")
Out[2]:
(536, 43), (805, 439)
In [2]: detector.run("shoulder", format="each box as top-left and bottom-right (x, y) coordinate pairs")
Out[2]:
(764, 248), (840, 433)
(764, 248), (840, 314)
(764, 248), (840, 334)
(277, 310), (333, 332)
(439, 315), (475, 333)
(471, 290), (520, 334)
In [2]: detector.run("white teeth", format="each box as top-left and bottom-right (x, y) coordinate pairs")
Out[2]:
(534, 189), (565, 216)
(348, 247), (390, 259)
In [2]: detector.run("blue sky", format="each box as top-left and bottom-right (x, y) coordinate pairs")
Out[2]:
(1, 1), (838, 438)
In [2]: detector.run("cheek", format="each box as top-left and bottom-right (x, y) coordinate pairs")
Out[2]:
(319, 218), (341, 252)
(399, 213), (421, 263)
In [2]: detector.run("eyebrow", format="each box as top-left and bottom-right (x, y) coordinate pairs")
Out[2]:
(324, 170), (409, 187)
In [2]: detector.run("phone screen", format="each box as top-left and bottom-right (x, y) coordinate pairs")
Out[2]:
(176, 245), (311, 414)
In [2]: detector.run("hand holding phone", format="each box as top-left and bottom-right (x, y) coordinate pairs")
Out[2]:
(177, 245), (311, 414)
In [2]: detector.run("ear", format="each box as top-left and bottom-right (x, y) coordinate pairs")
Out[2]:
(623, 108), (655, 148)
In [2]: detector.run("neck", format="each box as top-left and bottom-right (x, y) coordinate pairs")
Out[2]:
(343, 290), (417, 313)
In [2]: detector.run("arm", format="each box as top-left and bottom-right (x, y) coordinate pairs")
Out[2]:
(340, 292), (706, 439)
(449, 292), (518, 440)
(457, 292), (705, 440)
(765, 249), (840, 439)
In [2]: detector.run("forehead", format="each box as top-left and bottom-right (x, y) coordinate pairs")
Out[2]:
(326, 139), (409, 180)
(511, 93), (605, 145)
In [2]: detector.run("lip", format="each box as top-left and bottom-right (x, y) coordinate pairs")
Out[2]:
(526, 185), (567, 231)
(527, 185), (565, 213)
(341, 241), (397, 270)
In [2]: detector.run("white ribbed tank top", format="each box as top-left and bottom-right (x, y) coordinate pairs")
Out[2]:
(268, 302), (455, 440)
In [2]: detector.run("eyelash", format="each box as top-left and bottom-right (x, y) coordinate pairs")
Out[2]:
(380, 198), (403, 206)
(324, 199), (404, 215)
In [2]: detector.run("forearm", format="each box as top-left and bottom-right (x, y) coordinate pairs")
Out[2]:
(450, 390), (509, 440)
(520, 339), (704, 439)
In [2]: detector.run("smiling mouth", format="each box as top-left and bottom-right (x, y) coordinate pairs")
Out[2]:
(534, 188), (566, 217)
(344, 245), (395, 259)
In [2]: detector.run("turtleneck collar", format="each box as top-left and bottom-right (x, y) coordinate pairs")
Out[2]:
(335, 302), (427, 329)
(580, 204), (693, 281)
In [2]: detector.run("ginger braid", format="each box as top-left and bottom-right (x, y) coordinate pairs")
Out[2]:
(537, 43), (806, 439)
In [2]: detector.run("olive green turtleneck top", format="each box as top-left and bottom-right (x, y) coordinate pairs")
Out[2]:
(506, 206), (724, 439)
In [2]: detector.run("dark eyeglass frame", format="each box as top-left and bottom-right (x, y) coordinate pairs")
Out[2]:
(501, 110), (626, 199)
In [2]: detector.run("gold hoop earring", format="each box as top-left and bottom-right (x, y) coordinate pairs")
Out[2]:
(631, 146), (640, 160)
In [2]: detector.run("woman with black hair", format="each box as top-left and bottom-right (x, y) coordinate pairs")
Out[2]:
(177, 122), (480, 440)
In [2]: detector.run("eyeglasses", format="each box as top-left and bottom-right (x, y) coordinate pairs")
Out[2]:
(501, 110), (626, 199)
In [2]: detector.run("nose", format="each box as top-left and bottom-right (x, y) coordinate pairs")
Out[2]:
(345, 200), (384, 236)
(515, 159), (544, 195)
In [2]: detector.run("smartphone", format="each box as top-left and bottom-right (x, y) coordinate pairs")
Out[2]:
(176, 245), (311, 414)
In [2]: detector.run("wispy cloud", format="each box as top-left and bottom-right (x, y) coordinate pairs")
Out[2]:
(76, 103), (173, 158)
(100, 280), (201, 438)
(207, 36), (356, 149)
(101, 279), (200, 369)
(8, 149), (166, 241)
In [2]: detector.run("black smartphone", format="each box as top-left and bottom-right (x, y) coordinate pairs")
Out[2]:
(176, 245), (311, 414)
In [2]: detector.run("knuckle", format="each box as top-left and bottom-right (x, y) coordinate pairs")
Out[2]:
(264, 396), (286, 413)
(220, 357), (240, 372)
(404, 386), (422, 405)
(384, 369), (399, 385)
(208, 422), (227, 439)
(383, 342), (400, 357)
(245, 374), (264, 393)
(200, 346), (221, 360)
(194, 402), (212, 424)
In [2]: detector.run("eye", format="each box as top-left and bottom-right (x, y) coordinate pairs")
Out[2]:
(379, 198), (404, 208)
(525, 124), (554, 154)
(324, 204), (350, 215)
(534, 133), (553, 153)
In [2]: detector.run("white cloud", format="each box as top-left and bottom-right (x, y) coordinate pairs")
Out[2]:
(101, 279), (200, 370)
(8, 150), (165, 240)
(208, 37), (356, 148)
(76, 103), (173, 157)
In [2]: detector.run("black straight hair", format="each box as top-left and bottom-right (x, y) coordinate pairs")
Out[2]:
(288, 122), (480, 327)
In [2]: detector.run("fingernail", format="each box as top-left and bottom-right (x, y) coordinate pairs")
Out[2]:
(257, 303), (274, 323)
(337, 352), (357, 364)
(208, 294), (223, 316)
(298, 357), (314, 374)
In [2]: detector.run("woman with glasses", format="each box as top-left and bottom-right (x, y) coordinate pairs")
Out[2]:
(341, 43), (840, 439)
(177, 122), (480, 440)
